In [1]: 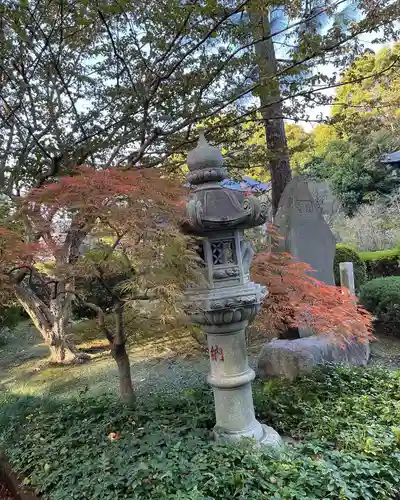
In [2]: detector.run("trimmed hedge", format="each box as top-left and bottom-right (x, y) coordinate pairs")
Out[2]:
(334, 245), (367, 292)
(359, 247), (400, 280)
(359, 276), (400, 335)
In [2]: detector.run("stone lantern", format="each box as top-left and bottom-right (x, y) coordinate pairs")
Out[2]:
(183, 131), (282, 447)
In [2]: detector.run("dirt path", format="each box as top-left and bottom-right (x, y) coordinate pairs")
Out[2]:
(369, 333), (400, 369)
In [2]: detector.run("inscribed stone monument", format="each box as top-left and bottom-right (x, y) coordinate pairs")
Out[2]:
(305, 179), (341, 226)
(275, 176), (336, 286)
(257, 177), (370, 371)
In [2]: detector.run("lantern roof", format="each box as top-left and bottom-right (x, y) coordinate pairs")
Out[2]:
(183, 132), (268, 235)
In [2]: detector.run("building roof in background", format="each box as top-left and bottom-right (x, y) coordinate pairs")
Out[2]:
(381, 151), (400, 165)
(220, 176), (271, 193)
(185, 176), (271, 193)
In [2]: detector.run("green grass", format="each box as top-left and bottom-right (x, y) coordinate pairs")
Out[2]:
(71, 309), (192, 348)
(0, 318), (202, 399)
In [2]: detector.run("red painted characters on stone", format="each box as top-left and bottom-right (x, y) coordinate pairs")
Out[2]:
(209, 345), (224, 362)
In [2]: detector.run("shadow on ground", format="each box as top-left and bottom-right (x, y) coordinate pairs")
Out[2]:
(0, 321), (208, 399)
(1, 320), (399, 401)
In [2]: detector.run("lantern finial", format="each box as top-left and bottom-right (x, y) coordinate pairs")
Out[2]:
(186, 129), (226, 185)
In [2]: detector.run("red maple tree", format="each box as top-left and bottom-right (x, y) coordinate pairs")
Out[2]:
(252, 227), (373, 343)
(0, 168), (373, 397)
(0, 166), (190, 372)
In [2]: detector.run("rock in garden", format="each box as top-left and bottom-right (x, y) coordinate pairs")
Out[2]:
(257, 335), (370, 381)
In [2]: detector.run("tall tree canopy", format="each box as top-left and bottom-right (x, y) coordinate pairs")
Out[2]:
(0, 0), (399, 204)
(305, 127), (400, 214)
(332, 41), (400, 137)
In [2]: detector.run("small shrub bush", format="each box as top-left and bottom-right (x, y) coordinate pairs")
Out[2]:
(334, 245), (367, 292)
(359, 276), (400, 335)
(360, 247), (400, 280)
(0, 304), (26, 345)
(1, 366), (400, 499)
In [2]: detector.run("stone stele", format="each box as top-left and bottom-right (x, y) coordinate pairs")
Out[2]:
(258, 177), (370, 372)
(275, 176), (336, 287)
(274, 176), (337, 338)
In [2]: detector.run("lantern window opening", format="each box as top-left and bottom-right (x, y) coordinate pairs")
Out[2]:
(211, 240), (237, 266)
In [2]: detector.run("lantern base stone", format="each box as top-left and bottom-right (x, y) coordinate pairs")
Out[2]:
(259, 424), (283, 448)
(213, 423), (282, 448)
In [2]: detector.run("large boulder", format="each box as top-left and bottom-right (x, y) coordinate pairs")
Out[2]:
(257, 335), (370, 381)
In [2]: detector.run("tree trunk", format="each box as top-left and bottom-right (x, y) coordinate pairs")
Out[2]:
(112, 304), (135, 401)
(111, 302), (134, 401)
(47, 319), (88, 364)
(14, 282), (88, 364)
(249, 4), (292, 215)
(111, 342), (135, 401)
(82, 298), (134, 400)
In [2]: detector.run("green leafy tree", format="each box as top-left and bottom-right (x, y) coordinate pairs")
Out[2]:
(285, 124), (314, 173)
(234, 0), (400, 213)
(312, 124), (338, 156)
(306, 128), (400, 214)
(332, 42), (400, 137)
(234, 121), (338, 179)
(1, 0), (398, 207)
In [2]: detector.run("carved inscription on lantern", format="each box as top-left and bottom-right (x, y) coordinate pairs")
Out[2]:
(206, 345), (225, 362)
(211, 240), (236, 265)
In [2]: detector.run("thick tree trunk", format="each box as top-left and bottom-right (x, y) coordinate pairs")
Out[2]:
(47, 316), (88, 364)
(48, 340), (84, 363)
(249, 5), (292, 215)
(249, 3), (295, 338)
(15, 282), (88, 364)
(264, 108), (292, 216)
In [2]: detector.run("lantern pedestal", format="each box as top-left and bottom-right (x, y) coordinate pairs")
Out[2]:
(204, 321), (281, 446)
(186, 282), (282, 447)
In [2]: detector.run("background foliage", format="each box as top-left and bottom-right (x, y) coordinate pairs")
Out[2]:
(359, 248), (400, 280)
(359, 276), (400, 335)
